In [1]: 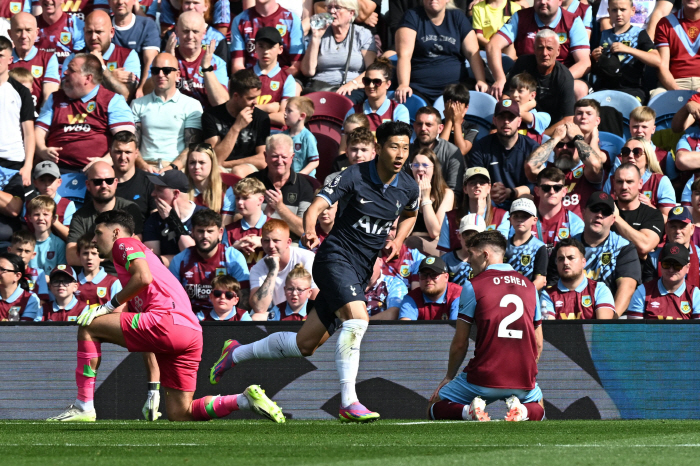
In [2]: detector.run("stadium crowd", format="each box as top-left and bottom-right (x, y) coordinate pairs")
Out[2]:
(3, 0), (700, 323)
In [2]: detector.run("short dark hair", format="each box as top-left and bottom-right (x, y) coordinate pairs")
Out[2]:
(467, 230), (507, 255)
(537, 166), (566, 185)
(94, 210), (135, 236)
(376, 121), (412, 147)
(616, 162), (641, 178)
(77, 233), (97, 253)
(73, 53), (104, 85)
(211, 275), (241, 294)
(415, 106), (442, 122)
(10, 230), (36, 248)
(346, 126), (375, 148)
(0, 36), (13, 53)
(554, 237), (586, 257)
(692, 177), (700, 193)
(229, 68), (262, 96)
(191, 208), (222, 229)
(443, 83), (470, 106)
(575, 98), (601, 117)
(508, 72), (537, 93)
(111, 131), (138, 149)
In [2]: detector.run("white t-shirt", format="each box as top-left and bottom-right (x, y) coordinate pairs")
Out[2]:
(249, 247), (317, 306)
(0, 78), (34, 163)
(277, 0), (304, 20)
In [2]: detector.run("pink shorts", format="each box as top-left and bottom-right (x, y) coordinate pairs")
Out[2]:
(120, 312), (203, 392)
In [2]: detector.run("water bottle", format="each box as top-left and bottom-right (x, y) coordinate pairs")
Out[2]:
(8, 307), (19, 322)
(310, 13), (333, 30)
(157, 158), (163, 170)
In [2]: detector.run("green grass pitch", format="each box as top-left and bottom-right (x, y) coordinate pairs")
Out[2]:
(1, 420), (699, 465)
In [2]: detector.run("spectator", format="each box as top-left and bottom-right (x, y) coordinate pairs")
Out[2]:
(540, 237), (616, 319)
(231, 0), (304, 75)
(571, 99), (607, 160)
(630, 106), (677, 181)
(505, 29), (577, 128)
(504, 198), (547, 289)
(284, 96), (319, 176)
(691, 179), (700, 248)
(35, 0), (85, 65)
(109, 0), (161, 99)
(66, 161), (144, 271)
(248, 218), (318, 319)
(441, 213), (485, 286)
(224, 177), (268, 268)
(439, 83), (480, 157)
(0, 251), (42, 321)
(612, 163), (664, 258)
(627, 242), (700, 319)
(201, 69), (270, 177)
(268, 263), (313, 320)
(169, 209), (250, 314)
(409, 148), (454, 254)
(252, 27), (297, 129)
(533, 167), (584, 254)
(246, 133), (315, 238)
(6, 231), (44, 295)
(603, 138), (676, 218)
(0, 1), (30, 20)
(35, 53), (135, 172)
(410, 107), (464, 201)
(646, 0), (675, 41)
(131, 52), (204, 170)
(185, 142), (228, 214)
(344, 57), (410, 131)
(365, 256), (409, 317)
(25, 161), (76, 241)
(197, 274), (252, 321)
(591, 0), (659, 101)
(395, 0), (488, 104)
(74, 233), (122, 306)
(143, 169), (202, 266)
(472, 0), (523, 50)
(653, 0), (700, 97)
(26, 196), (66, 275)
(488, 0), (591, 101)
(110, 131), (156, 223)
(333, 119), (372, 174)
(160, 0), (230, 50)
(507, 72), (551, 143)
(42, 265), (88, 321)
(547, 192), (641, 316)
(381, 219), (425, 289)
(0, 173), (27, 249)
(526, 123), (605, 218)
(301, 188), (337, 252)
(160, 11), (228, 108)
(467, 99), (536, 206)
(9, 13), (60, 109)
(301, 0), (376, 102)
(0, 36), (35, 186)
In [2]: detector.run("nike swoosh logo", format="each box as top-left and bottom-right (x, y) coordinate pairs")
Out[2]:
(360, 199), (373, 204)
(490, 162), (499, 165)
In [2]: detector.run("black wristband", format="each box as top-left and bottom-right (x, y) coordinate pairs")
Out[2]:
(148, 382), (160, 391)
(109, 295), (121, 309)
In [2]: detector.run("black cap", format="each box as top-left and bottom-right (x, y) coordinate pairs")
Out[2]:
(255, 27), (283, 45)
(418, 256), (447, 275)
(597, 53), (621, 79)
(660, 242), (690, 266)
(147, 170), (189, 191)
(586, 191), (615, 211)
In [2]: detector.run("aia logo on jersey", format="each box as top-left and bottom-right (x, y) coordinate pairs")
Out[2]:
(352, 215), (392, 236)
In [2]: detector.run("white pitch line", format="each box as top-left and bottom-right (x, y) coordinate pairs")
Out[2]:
(1, 443), (700, 448)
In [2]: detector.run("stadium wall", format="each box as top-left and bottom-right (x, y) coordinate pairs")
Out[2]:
(1, 321), (699, 420)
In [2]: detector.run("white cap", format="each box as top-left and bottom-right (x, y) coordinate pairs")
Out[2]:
(459, 214), (486, 233)
(510, 198), (537, 217)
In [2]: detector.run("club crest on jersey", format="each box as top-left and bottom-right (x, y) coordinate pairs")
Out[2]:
(520, 255), (531, 266)
(287, 192), (297, 203)
(60, 32), (72, 45)
(557, 32), (567, 44)
(573, 166), (584, 179)
(276, 24), (287, 37)
(441, 313), (449, 320)
(681, 301), (691, 314)
(31, 65), (43, 78)
(601, 252), (612, 266)
(107, 62), (117, 72)
(295, 143), (301, 151)
(270, 81), (280, 91)
(643, 191), (652, 200)
(558, 228), (569, 239)
(47, 251), (55, 260)
(582, 295), (592, 307)
(96, 287), (107, 298)
(399, 265), (410, 277)
(9, 2), (21, 13)
(216, 268), (226, 276)
(86, 102), (96, 113)
(689, 27), (699, 40)
(395, 200), (401, 215)
(673, 206), (685, 215)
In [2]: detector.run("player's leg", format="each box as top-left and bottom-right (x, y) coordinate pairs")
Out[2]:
(505, 384), (545, 422)
(429, 373), (491, 421)
(142, 353), (162, 421)
(164, 386), (284, 423)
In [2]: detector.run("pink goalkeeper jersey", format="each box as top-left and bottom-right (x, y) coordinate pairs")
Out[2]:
(112, 237), (200, 331)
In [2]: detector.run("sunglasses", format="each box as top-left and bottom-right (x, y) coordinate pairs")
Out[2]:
(0, 266), (18, 274)
(362, 77), (385, 87)
(661, 261), (685, 271)
(285, 286), (311, 294)
(620, 147), (645, 158)
(411, 162), (432, 169)
(189, 142), (213, 152)
(539, 184), (565, 193)
(589, 205), (613, 217)
(90, 177), (116, 186)
(151, 66), (178, 76)
(212, 290), (237, 299)
(51, 280), (75, 286)
(555, 142), (575, 149)
(419, 272), (442, 280)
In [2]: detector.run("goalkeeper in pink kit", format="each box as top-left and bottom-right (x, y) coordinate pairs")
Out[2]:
(48, 210), (284, 423)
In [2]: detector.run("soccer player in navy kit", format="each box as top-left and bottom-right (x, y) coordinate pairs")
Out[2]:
(209, 121), (420, 422)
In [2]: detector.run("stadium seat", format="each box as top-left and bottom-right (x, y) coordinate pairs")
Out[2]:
(599, 131), (626, 158)
(648, 90), (696, 118)
(57, 172), (87, 203)
(404, 94), (428, 123)
(467, 92), (497, 121)
(308, 119), (342, 144)
(312, 132), (340, 182)
(305, 92), (354, 125)
(434, 95), (445, 118)
(220, 173), (241, 189)
(464, 115), (492, 141)
(587, 90), (641, 120)
(478, 51), (515, 75)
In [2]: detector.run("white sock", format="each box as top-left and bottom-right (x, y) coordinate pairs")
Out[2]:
(237, 393), (251, 411)
(231, 332), (302, 364)
(335, 319), (368, 408)
(74, 399), (94, 411)
(462, 405), (471, 421)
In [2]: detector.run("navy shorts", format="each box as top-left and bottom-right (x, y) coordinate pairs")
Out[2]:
(313, 258), (369, 334)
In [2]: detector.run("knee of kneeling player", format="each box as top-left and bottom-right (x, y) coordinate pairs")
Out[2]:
(297, 343), (316, 357)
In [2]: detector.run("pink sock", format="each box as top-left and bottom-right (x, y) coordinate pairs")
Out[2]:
(430, 400), (465, 420)
(191, 395), (240, 421)
(75, 341), (101, 402)
(523, 402), (545, 421)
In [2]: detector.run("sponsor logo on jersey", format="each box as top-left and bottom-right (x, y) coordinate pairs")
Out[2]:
(270, 81), (280, 91)
(557, 32), (567, 44)
(520, 255), (531, 266)
(681, 301), (691, 314)
(67, 113), (87, 124)
(601, 252), (612, 266)
(97, 287), (107, 298)
(276, 24), (287, 37)
(9, 2), (21, 14)
(86, 102), (96, 113)
(555, 300), (564, 307)
(63, 0), (82, 12)
(107, 62), (117, 72)
(31, 65), (43, 78)
(558, 228), (569, 239)
(60, 32), (72, 45)
(352, 215), (392, 236)
(651, 301), (660, 308)
(582, 295), (592, 307)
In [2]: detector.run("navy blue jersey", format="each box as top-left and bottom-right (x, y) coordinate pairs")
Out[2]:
(442, 250), (472, 286)
(505, 235), (548, 281)
(317, 160), (419, 280)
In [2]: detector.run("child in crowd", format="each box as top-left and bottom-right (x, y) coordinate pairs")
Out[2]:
(325, 127), (376, 184)
(508, 72), (551, 144)
(366, 256), (408, 317)
(75, 234), (123, 307)
(440, 83), (480, 156)
(26, 196), (66, 276)
(505, 199), (548, 290)
(8, 67), (36, 113)
(7, 231), (45, 296)
(42, 265), (89, 322)
(225, 178), (267, 269)
(268, 264), (312, 321)
(627, 106), (677, 180)
(198, 275), (251, 321)
(284, 96), (319, 176)
(0, 252), (42, 322)
(24, 161), (76, 241)
(301, 188), (337, 252)
(471, 0), (522, 49)
(254, 27), (297, 129)
(441, 214), (485, 286)
(336, 112), (371, 165)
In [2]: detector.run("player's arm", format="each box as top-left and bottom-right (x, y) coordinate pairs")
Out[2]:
(384, 209), (419, 261)
(115, 257), (153, 305)
(302, 196), (331, 250)
(534, 325), (543, 363)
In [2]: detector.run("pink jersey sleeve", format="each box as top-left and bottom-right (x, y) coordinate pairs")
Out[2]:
(113, 237), (148, 270)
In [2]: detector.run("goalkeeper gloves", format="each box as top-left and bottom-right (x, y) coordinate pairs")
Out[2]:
(76, 295), (121, 326)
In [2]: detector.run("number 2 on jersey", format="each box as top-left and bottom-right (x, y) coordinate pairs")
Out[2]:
(498, 294), (523, 339)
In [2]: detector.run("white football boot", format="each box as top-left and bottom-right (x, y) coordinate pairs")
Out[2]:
(466, 396), (491, 421)
(505, 395), (529, 421)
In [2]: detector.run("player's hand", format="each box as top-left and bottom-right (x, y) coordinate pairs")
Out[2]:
(302, 232), (320, 251)
(202, 39), (216, 69)
(429, 377), (452, 404)
(233, 106), (254, 132)
(165, 33), (178, 55)
(383, 240), (401, 261)
(76, 304), (113, 326)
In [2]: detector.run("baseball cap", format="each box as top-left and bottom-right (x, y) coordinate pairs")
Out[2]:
(255, 27), (283, 45)
(33, 161), (61, 180)
(418, 256), (448, 275)
(668, 206), (692, 224)
(660, 242), (690, 266)
(464, 167), (491, 184)
(494, 99), (520, 118)
(147, 170), (189, 191)
(586, 191), (615, 212)
(49, 265), (78, 282)
(459, 214), (486, 233)
(510, 198), (537, 217)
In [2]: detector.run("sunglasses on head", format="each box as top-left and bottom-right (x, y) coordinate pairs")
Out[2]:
(620, 147), (645, 158)
(661, 261), (685, 271)
(362, 77), (385, 87)
(212, 290), (237, 299)
(151, 66), (178, 76)
(589, 205), (613, 217)
(189, 142), (213, 152)
(539, 183), (564, 193)
(555, 142), (575, 149)
(90, 177), (116, 186)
